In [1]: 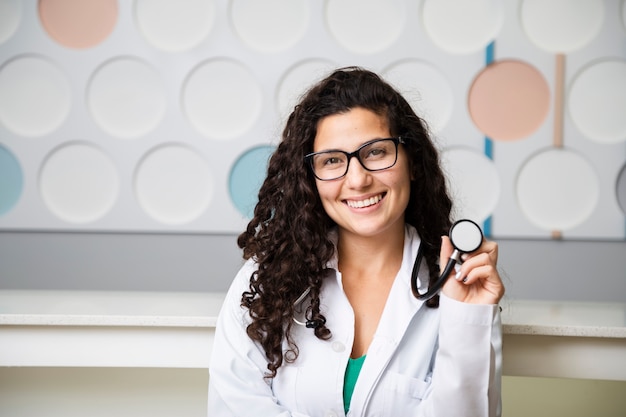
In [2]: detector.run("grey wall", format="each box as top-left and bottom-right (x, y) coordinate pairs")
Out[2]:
(1, 231), (624, 303)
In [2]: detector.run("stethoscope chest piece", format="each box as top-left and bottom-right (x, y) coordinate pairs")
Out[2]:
(449, 219), (483, 255)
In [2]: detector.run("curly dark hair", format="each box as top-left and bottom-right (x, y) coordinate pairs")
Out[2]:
(237, 67), (453, 378)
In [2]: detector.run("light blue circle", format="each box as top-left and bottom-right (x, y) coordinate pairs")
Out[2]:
(0, 145), (23, 216)
(229, 145), (276, 219)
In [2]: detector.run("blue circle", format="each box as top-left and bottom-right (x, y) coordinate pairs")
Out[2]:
(229, 145), (276, 219)
(0, 145), (23, 216)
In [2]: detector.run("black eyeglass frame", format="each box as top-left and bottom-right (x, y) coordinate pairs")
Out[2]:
(304, 137), (406, 181)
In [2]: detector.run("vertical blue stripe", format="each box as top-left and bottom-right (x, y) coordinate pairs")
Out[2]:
(485, 42), (495, 65)
(484, 139), (493, 160)
(483, 42), (496, 237)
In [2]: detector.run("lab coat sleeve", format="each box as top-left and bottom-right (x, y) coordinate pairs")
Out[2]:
(418, 294), (502, 417)
(208, 261), (308, 417)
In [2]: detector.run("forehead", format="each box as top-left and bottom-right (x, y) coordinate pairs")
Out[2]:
(314, 108), (390, 151)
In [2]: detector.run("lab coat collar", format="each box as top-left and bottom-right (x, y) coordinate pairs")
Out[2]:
(324, 224), (427, 296)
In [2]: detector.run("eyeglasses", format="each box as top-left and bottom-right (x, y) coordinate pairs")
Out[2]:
(305, 137), (405, 181)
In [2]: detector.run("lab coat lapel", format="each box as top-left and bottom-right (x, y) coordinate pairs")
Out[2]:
(348, 226), (428, 415)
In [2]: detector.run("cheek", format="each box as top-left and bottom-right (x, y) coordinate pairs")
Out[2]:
(387, 163), (412, 187)
(397, 179), (412, 206)
(390, 170), (413, 207)
(315, 182), (337, 208)
(315, 183), (344, 224)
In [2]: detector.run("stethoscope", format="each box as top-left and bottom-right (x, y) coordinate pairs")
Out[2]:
(411, 219), (484, 301)
(293, 219), (484, 327)
(292, 287), (323, 328)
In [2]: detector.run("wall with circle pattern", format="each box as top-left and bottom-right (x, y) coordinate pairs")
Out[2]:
(0, 0), (625, 240)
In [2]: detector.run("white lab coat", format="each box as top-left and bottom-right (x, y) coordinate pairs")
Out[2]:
(208, 225), (502, 417)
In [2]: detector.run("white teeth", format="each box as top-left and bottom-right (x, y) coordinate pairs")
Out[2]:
(347, 194), (382, 208)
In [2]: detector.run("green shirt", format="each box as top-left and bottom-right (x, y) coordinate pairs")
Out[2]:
(343, 355), (366, 414)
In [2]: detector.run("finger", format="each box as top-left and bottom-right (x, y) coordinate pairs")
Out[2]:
(456, 250), (498, 284)
(463, 239), (498, 264)
(458, 263), (497, 285)
(461, 258), (504, 290)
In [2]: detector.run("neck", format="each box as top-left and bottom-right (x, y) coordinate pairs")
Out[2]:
(336, 224), (406, 280)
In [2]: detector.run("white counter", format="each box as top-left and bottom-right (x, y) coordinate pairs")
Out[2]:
(502, 298), (626, 338)
(1, 290), (625, 380)
(500, 298), (626, 381)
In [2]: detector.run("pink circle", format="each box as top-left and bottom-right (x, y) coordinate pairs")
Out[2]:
(468, 60), (550, 141)
(39, 0), (118, 49)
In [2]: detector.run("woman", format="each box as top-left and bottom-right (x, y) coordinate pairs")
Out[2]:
(208, 67), (504, 416)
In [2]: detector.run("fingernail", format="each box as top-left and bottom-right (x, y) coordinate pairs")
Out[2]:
(456, 270), (462, 280)
(462, 277), (468, 283)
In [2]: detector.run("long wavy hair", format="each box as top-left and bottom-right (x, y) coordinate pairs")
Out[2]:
(238, 67), (452, 378)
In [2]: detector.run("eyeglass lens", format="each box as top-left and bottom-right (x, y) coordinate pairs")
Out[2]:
(310, 138), (398, 180)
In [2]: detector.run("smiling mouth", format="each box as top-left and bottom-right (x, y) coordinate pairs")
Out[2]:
(345, 193), (384, 208)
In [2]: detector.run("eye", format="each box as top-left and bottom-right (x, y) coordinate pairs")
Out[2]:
(370, 147), (386, 156)
(323, 156), (342, 165)
(363, 145), (388, 159)
(316, 153), (345, 168)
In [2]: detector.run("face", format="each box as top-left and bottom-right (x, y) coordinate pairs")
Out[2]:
(313, 107), (411, 240)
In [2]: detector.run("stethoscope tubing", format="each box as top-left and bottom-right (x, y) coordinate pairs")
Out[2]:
(412, 219), (483, 301)
(413, 249), (460, 301)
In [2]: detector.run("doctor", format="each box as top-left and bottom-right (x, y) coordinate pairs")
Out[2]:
(208, 67), (505, 416)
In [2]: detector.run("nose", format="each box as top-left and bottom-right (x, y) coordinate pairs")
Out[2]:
(344, 155), (371, 188)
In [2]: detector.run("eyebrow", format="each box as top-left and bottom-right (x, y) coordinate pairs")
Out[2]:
(314, 136), (392, 153)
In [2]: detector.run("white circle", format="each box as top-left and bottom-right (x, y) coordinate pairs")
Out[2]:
(88, 57), (166, 139)
(383, 61), (454, 133)
(135, 144), (213, 225)
(135, 0), (215, 52)
(231, 0), (310, 53)
(450, 220), (482, 252)
(0, 0), (21, 44)
(182, 59), (262, 139)
(422, 0), (503, 55)
(441, 148), (500, 223)
(325, 0), (405, 54)
(0, 56), (71, 137)
(276, 59), (335, 118)
(516, 148), (599, 231)
(568, 60), (626, 144)
(520, 0), (604, 53)
(40, 143), (119, 224)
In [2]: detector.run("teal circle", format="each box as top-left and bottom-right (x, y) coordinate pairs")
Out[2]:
(229, 145), (276, 219)
(0, 145), (23, 216)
